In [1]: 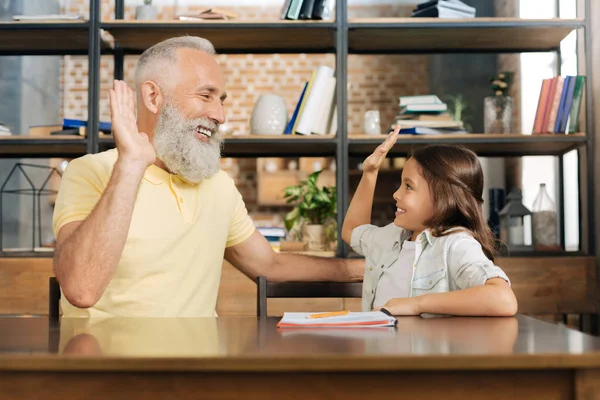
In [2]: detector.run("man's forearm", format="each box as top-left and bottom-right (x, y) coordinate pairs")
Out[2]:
(54, 161), (146, 307)
(267, 253), (364, 282)
(341, 172), (377, 243)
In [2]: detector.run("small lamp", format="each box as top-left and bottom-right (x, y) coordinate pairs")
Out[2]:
(498, 187), (533, 252)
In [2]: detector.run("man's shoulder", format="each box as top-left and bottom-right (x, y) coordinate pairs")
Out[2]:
(67, 148), (118, 174)
(202, 170), (236, 190)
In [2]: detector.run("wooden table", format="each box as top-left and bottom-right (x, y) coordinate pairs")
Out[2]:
(1, 315), (600, 399)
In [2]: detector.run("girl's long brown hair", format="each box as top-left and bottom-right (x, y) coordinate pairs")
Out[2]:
(411, 144), (497, 261)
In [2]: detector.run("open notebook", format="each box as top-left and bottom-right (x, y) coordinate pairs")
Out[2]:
(277, 310), (397, 328)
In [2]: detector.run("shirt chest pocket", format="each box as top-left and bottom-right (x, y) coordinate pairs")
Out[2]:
(412, 268), (447, 293)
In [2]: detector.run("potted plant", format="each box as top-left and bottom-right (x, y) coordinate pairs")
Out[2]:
(136, 0), (158, 20)
(283, 169), (337, 251)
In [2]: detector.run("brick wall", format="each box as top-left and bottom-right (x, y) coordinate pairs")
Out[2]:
(59, 1), (427, 226)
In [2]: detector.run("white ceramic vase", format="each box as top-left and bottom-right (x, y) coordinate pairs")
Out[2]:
(250, 94), (288, 135)
(135, 5), (158, 20)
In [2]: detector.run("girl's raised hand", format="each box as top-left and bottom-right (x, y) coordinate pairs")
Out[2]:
(361, 125), (400, 174)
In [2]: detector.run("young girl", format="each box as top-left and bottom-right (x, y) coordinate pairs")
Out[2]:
(342, 128), (517, 317)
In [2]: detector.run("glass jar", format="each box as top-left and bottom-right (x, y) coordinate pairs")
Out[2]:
(484, 95), (513, 134)
(531, 183), (560, 250)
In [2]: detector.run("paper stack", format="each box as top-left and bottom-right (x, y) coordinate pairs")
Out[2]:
(277, 311), (397, 328)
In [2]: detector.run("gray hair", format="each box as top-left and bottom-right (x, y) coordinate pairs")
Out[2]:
(135, 36), (216, 92)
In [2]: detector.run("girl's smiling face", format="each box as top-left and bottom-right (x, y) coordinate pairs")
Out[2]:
(392, 157), (434, 239)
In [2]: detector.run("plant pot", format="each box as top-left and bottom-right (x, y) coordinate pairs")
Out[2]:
(135, 5), (158, 20)
(302, 224), (325, 251)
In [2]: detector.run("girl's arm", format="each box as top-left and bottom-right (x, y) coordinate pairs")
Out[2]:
(377, 279), (517, 317)
(341, 127), (400, 245)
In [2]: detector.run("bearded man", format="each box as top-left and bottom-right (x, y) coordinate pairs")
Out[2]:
(53, 36), (363, 317)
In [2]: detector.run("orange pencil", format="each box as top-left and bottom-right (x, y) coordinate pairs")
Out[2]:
(308, 310), (349, 319)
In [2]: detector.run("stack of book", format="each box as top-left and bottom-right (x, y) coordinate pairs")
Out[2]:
(280, 0), (330, 20)
(391, 95), (466, 135)
(412, 0), (476, 18)
(532, 75), (586, 134)
(0, 123), (12, 136)
(285, 65), (337, 136)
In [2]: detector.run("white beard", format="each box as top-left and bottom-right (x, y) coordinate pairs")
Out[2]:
(153, 102), (223, 184)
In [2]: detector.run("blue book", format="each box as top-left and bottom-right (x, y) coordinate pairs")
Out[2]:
(553, 76), (571, 133)
(285, 82), (308, 135)
(63, 118), (112, 132)
(558, 76), (577, 133)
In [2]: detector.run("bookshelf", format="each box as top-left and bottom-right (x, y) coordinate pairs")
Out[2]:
(348, 133), (588, 157)
(348, 18), (584, 53)
(0, 1), (595, 265)
(0, 21), (91, 55)
(99, 134), (338, 158)
(102, 20), (336, 54)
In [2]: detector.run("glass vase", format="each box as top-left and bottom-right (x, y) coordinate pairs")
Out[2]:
(484, 95), (513, 134)
(531, 183), (560, 251)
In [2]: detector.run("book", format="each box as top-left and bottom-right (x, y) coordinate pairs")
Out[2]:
(176, 8), (239, 20)
(400, 103), (448, 113)
(392, 120), (464, 129)
(312, 76), (336, 135)
(398, 126), (466, 135)
(279, 0), (293, 19)
(299, 0), (316, 19)
(13, 14), (84, 21)
(277, 311), (397, 328)
(286, 0), (305, 20)
(566, 76), (586, 134)
(412, 0), (476, 18)
(414, 0), (476, 14)
(558, 75), (577, 133)
(311, 0), (329, 20)
(295, 65), (334, 135)
(292, 70), (316, 134)
(399, 94), (443, 107)
(285, 82), (308, 134)
(546, 76), (565, 133)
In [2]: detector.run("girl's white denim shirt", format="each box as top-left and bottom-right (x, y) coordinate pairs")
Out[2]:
(351, 223), (511, 312)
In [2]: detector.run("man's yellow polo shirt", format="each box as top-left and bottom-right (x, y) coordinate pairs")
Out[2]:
(52, 149), (255, 317)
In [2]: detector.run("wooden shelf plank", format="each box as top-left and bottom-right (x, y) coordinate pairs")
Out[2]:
(0, 136), (87, 158)
(100, 134), (338, 157)
(348, 133), (587, 157)
(0, 21), (91, 55)
(102, 20), (336, 54)
(348, 18), (583, 53)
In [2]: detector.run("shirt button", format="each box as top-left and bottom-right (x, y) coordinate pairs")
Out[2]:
(179, 197), (184, 203)
(369, 267), (373, 271)
(381, 264), (384, 269)
(429, 280), (433, 284)
(371, 290), (374, 294)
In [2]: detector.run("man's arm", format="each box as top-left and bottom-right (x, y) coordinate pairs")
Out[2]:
(54, 161), (146, 308)
(54, 80), (156, 308)
(224, 230), (364, 283)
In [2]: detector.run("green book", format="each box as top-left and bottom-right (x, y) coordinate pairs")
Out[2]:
(567, 76), (586, 134)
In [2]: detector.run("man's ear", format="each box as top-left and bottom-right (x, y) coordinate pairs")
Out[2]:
(139, 81), (163, 114)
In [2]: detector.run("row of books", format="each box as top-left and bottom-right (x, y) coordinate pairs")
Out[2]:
(280, 0), (330, 20)
(391, 95), (466, 135)
(412, 0), (476, 18)
(28, 119), (112, 137)
(532, 75), (586, 134)
(286, 65), (337, 136)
